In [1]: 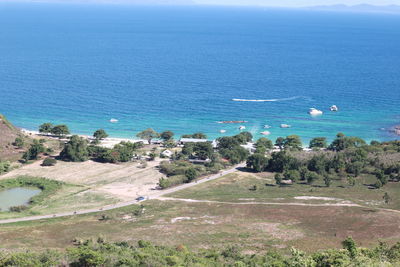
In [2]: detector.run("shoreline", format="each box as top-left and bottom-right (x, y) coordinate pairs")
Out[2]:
(20, 128), (147, 149)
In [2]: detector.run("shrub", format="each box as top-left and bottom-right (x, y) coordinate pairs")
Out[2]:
(42, 158), (57, 167)
(9, 205), (28, 212)
(185, 167), (198, 182)
(22, 140), (45, 161)
(0, 161), (11, 174)
(284, 169), (301, 182)
(13, 137), (24, 148)
(306, 172), (321, 185)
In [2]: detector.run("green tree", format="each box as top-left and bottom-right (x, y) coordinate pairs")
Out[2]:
(185, 167), (197, 182)
(255, 137), (273, 153)
(219, 146), (249, 164)
(234, 132), (253, 144)
(329, 133), (366, 151)
(217, 136), (240, 150)
(51, 124), (70, 137)
(93, 129), (108, 140)
(246, 154), (268, 172)
(267, 151), (298, 173)
(192, 132), (207, 139)
(160, 131), (174, 141)
(22, 140), (45, 161)
(182, 133), (207, 139)
(284, 135), (302, 151)
(309, 137), (327, 149)
(136, 128), (159, 144)
(60, 135), (88, 162)
(39, 122), (53, 134)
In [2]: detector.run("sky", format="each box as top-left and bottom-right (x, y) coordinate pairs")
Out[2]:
(195, 0), (400, 7)
(1, 0), (400, 7)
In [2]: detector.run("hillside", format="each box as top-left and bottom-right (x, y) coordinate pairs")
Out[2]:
(0, 114), (23, 161)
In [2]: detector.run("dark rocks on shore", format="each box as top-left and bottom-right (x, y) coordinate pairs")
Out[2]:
(389, 125), (400, 136)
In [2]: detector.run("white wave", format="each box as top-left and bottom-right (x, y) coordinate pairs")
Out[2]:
(232, 96), (307, 102)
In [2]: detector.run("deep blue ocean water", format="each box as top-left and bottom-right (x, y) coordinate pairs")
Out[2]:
(1, 3), (400, 143)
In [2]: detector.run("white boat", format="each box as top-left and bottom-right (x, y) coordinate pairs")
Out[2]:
(239, 126), (246, 130)
(308, 108), (323, 116)
(263, 125), (271, 129)
(109, 118), (119, 123)
(261, 131), (271, 135)
(280, 124), (291, 128)
(220, 130), (226, 133)
(330, 105), (338, 112)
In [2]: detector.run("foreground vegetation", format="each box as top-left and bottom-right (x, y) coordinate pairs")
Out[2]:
(1, 237), (400, 266)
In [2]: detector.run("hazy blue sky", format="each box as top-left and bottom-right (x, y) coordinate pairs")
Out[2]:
(195, 0), (400, 7)
(2, 0), (400, 7)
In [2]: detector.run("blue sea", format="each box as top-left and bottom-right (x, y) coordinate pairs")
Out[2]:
(1, 3), (400, 144)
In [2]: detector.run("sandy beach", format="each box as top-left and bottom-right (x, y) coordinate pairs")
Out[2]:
(20, 128), (147, 148)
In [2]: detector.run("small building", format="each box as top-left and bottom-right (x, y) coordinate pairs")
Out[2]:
(240, 142), (256, 153)
(189, 158), (211, 164)
(179, 138), (209, 145)
(151, 139), (163, 145)
(161, 150), (173, 158)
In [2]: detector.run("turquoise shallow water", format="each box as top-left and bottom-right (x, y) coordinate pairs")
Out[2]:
(0, 4), (400, 143)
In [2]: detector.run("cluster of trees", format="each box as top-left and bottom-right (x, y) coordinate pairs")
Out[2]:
(247, 133), (400, 188)
(39, 123), (70, 137)
(2, 237), (400, 266)
(181, 132), (207, 139)
(58, 135), (144, 163)
(158, 132), (254, 188)
(216, 132), (252, 164)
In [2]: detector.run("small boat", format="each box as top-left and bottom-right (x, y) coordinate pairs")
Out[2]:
(330, 105), (338, 112)
(280, 124), (291, 128)
(263, 125), (271, 129)
(261, 131), (271, 135)
(220, 130), (226, 133)
(239, 126), (246, 130)
(308, 108), (323, 116)
(109, 118), (118, 123)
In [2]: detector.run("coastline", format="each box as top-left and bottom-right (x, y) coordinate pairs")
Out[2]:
(20, 128), (147, 148)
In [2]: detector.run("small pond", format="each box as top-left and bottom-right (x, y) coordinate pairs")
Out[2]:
(0, 187), (41, 211)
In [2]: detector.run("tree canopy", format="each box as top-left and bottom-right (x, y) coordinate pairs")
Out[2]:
(51, 124), (70, 137)
(60, 135), (88, 162)
(136, 128), (159, 144)
(93, 129), (108, 140)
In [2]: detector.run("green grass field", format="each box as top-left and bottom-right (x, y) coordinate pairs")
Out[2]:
(168, 170), (400, 210)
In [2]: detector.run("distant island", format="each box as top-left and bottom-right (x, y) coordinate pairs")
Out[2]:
(3, 0), (400, 15)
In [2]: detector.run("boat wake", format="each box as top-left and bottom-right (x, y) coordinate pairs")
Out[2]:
(232, 96), (308, 102)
